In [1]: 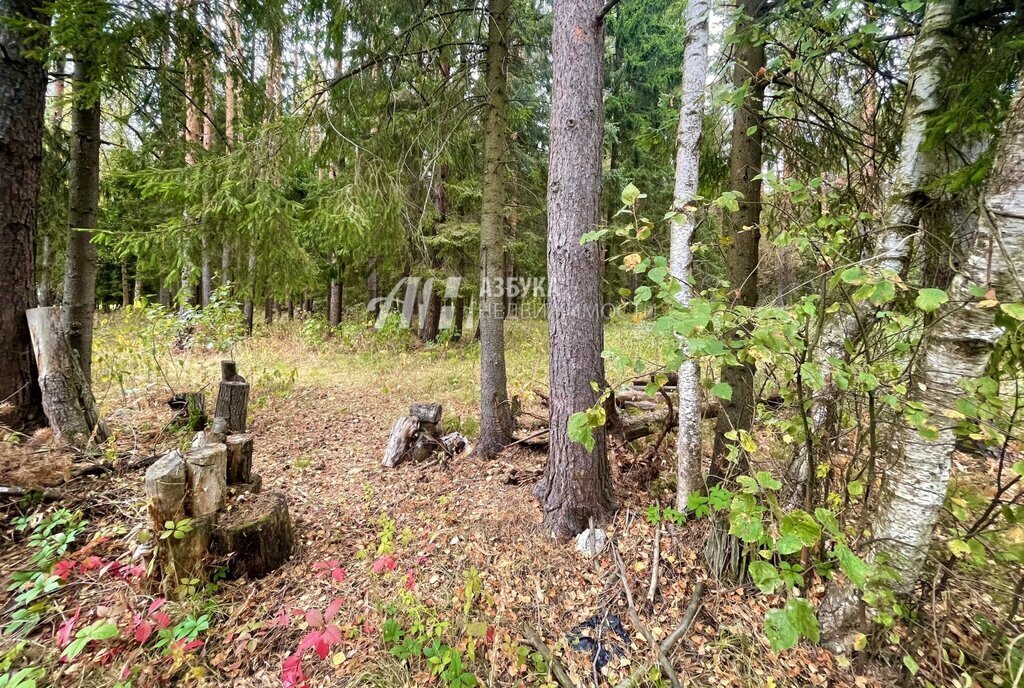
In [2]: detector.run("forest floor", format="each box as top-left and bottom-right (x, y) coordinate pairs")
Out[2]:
(1, 316), (893, 687)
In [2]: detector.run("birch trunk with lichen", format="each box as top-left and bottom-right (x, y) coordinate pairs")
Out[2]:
(786, 0), (957, 504)
(820, 71), (1024, 646)
(670, 0), (710, 509)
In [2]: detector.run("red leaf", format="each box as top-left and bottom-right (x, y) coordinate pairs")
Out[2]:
(151, 611), (171, 629)
(81, 556), (103, 571)
(305, 609), (324, 629)
(54, 560), (77, 581)
(372, 555), (396, 573)
(281, 653), (307, 688)
(269, 608), (292, 628)
(404, 570), (416, 591)
(331, 567), (346, 583)
(297, 630), (320, 653)
(324, 598), (344, 622)
(314, 625), (342, 660)
(147, 598), (167, 615)
(55, 607), (80, 649)
(135, 619), (154, 644)
(313, 559), (339, 571)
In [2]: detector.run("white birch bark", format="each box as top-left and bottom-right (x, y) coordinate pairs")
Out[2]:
(671, 0), (711, 510)
(786, 0), (957, 503)
(820, 72), (1024, 645)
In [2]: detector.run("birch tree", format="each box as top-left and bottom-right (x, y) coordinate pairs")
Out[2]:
(819, 71), (1024, 645)
(671, 0), (710, 509)
(786, 0), (958, 504)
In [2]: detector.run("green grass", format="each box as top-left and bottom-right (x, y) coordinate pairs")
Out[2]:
(92, 307), (673, 418)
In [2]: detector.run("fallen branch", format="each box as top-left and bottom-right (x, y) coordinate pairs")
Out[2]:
(614, 580), (705, 688)
(520, 622), (577, 688)
(0, 485), (64, 501)
(647, 519), (662, 604)
(611, 542), (681, 688)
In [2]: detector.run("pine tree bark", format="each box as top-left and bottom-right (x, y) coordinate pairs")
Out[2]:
(670, 0), (710, 509)
(477, 0), (515, 457)
(62, 55), (101, 382)
(0, 0), (47, 421)
(533, 0), (614, 539)
(785, 0), (957, 504)
(706, 0), (767, 581)
(820, 72), (1024, 647)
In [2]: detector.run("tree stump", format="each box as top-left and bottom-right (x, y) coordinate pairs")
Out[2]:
(145, 451), (209, 586)
(25, 307), (107, 449)
(211, 492), (293, 579)
(183, 443), (227, 517)
(216, 381), (249, 433)
(225, 433), (253, 484)
(383, 416), (420, 468)
(410, 403), (442, 424)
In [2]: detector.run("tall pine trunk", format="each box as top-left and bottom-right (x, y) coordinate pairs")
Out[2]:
(534, 0), (614, 539)
(62, 55), (102, 382)
(706, 0), (767, 581)
(476, 0), (514, 459)
(0, 0), (47, 420)
(820, 72), (1024, 646)
(670, 0), (710, 509)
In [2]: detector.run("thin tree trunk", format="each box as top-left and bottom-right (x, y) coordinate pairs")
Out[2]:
(37, 55), (63, 309)
(133, 266), (142, 302)
(476, 0), (514, 458)
(121, 263), (130, 307)
(820, 72), (1024, 647)
(785, 0), (958, 505)
(200, 36), (214, 307)
(670, 0), (710, 510)
(706, 0), (767, 581)
(180, 6), (201, 310)
(0, 0), (47, 420)
(533, 0), (614, 539)
(329, 279), (341, 327)
(62, 54), (102, 382)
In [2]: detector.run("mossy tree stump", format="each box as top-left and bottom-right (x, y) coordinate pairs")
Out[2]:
(212, 492), (294, 579)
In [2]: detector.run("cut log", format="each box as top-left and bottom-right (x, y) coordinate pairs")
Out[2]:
(220, 359), (244, 382)
(228, 473), (262, 496)
(25, 307), (107, 449)
(225, 433), (253, 484)
(382, 415), (419, 468)
(212, 492), (293, 579)
(410, 403), (442, 424)
(183, 443), (227, 517)
(145, 451), (187, 524)
(145, 451), (210, 586)
(215, 380), (250, 433)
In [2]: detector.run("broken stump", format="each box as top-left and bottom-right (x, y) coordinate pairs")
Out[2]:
(382, 415), (419, 468)
(25, 307), (107, 449)
(212, 492), (293, 578)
